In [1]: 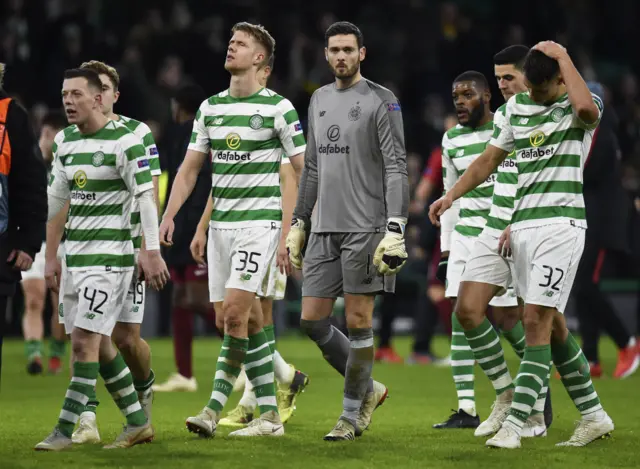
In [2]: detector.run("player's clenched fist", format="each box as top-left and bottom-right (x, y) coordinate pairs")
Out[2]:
(286, 218), (306, 270)
(428, 195), (453, 226)
(374, 218), (408, 275)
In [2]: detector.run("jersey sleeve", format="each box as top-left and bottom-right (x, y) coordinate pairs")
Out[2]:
(281, 152), (291, 165)
(138, 122), (161, 176)
(293, 94), (319, 222)
(118, 134), (154, 196)
(574, 93), (604, 130)
(275, 99), (306, 158)
(187, 103), (211, 155)
(489, 103), (515, 153)
(374, 94), (409, 220)
(47, 132), (70, 199)
(440, 133), (460, 252)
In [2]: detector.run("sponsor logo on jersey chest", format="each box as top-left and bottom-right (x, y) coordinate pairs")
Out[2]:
(529, 130), (546, 147)
(74, 170), (87, 189)
(226, 133), (241, 150)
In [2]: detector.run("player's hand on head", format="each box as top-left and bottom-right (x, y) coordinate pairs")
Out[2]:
(45, 257), (62, 293)
(428, 196), (452, 227)
(277, 235), (292, 276)
(159, 217), (175, 246)
(532, 41), (567, 60)
(286, 218), (306, 270)
(190, 230), (207, 267)
(374, 218), (408, 275)
(141, 250), (170, 291)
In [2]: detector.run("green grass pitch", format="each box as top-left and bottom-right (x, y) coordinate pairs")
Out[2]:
(1, 336), (638, 469)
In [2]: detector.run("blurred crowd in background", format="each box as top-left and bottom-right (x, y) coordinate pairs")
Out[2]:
(2, 0), (640, 359)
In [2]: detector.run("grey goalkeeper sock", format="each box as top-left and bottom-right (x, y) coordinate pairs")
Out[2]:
(300, 318), (374, 392)
(341, 328), (375, 427)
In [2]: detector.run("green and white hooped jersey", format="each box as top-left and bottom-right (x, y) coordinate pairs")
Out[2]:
(442, 120), (495, 238)
(48, 120), (153, 271)
(482, 105), (518, 238)
(490, 91), (603, 231)
(118, 115), (161, 251)
(188, 88), (306, 229)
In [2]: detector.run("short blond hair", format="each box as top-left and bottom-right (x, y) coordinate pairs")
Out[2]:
(231, 22), (275, 68)
(80, 60), (120, 91)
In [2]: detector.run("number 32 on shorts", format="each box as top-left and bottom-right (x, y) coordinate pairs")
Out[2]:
(536, 264), (565, 294)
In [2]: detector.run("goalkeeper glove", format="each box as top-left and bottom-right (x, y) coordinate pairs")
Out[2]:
(286, 218), (306, 270)
(373, 217), (408, 275)
(435, 256), (448, 283)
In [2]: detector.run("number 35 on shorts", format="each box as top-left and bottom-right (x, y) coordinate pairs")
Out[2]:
(234, 250), (262, 280)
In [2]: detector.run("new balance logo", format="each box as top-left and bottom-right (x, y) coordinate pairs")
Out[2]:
(319, 111), (326, 117)
(213, 117), (224, 125)
(456, 149), (464, 157)
(519, 117), (529, 124)
(543, 291), (555, 297)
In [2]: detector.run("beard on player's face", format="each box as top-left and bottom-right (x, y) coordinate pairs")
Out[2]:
(330, 59), (360, 79)
(463, 101), (486, 128)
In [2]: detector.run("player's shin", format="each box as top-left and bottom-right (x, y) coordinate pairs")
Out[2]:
(504, 345), (551, 433)
(342, 328), (374, 428)
(463, 317), (514, 396)
(244, 330), (278, 416)
(301, 317), (373, 392)
(207, 335), (249, 415)
(57, 362), (100, 437)
(502, 321), (526, 359)
(451, 314), (476, 415)
(552, 333), (602, 416)
(100, 352), (147, 427)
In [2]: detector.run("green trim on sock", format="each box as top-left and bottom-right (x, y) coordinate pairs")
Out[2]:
(134, 369), (155, 393)
(85, 386), (99, 414)
(465, 318), (513, 395)
(263, 324), (276, 354)
(502, 321), (526, 359)
(207, 335), (249, 413)
(245, 331), (278, 415)
(451, 314), (475, 408)
(507, 345), (551, 427)
(25, 339), (43, 360)
(58, 361), (100, 437)
(100, 353), (146, 426)
(553, 333), (602, 415)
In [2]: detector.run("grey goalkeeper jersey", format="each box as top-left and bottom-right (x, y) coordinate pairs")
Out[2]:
(294, 78), (409, 233)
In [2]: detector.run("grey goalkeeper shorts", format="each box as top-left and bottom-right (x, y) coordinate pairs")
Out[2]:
(302, 232), (396, 298)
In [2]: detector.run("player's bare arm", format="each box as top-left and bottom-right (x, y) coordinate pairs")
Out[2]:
(429, 144), (508, 226)
(190, 195), (212, 266)
(533, 41), (599, 125)
(288, 152), (304, 183)
(278, 163), (297, 275)
(159, 149), (208, 245)
(44, 200), (68, 292)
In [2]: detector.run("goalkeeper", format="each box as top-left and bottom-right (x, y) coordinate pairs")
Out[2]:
(286, 21), (409, 441)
